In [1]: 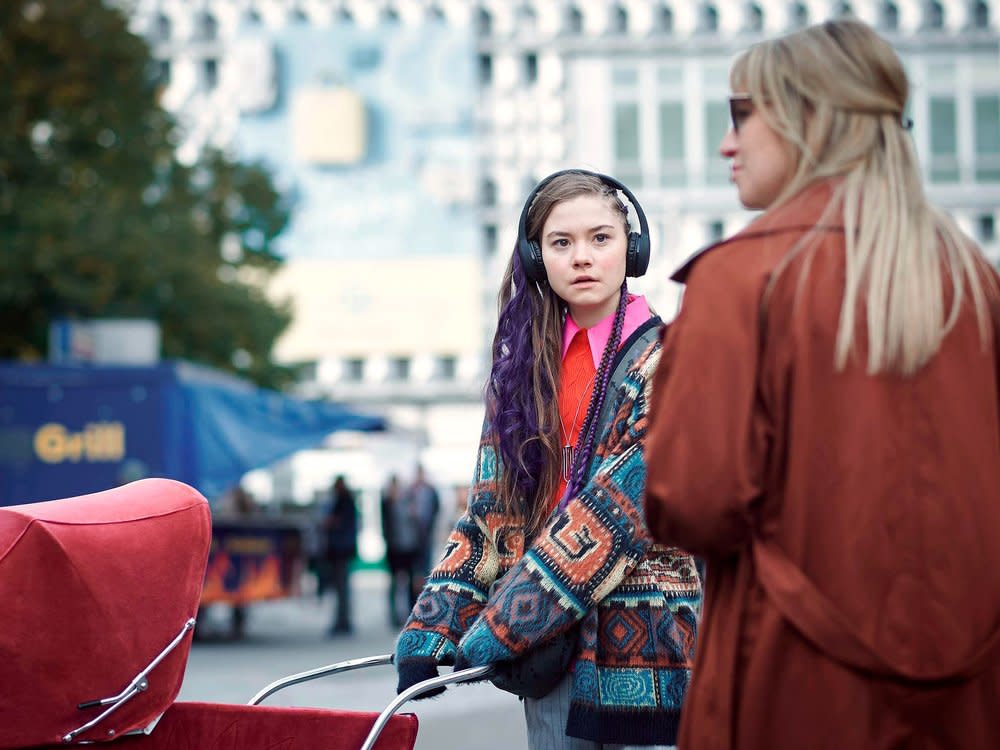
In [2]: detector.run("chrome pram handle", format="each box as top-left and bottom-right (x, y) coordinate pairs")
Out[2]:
(248, 653), (395, 706)
(248, 654), (493, 750)
(359, 665), (494, 750)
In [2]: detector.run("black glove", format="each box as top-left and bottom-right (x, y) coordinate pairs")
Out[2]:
(395, 657), (446, 699)
(452, 652), (493, 684)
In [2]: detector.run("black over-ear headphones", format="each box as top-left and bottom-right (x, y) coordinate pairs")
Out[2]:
(516, 168), (651, 284)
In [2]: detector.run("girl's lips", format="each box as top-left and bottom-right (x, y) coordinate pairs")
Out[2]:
(573, 277), (597, 285)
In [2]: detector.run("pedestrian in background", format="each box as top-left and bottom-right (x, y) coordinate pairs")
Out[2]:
(323, 475), (358, 637)
(395, 169), (701, 749)
(381, 473), (420, 627)
(402, 464), (440, 589)
(644, 19), (1000, 750)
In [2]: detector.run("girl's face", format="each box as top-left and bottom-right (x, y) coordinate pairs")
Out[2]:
(540, 194), (627, 328)
(719, 93), (796, 210)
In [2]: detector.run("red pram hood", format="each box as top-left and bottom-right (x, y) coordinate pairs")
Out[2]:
(0, 479), (211, 748)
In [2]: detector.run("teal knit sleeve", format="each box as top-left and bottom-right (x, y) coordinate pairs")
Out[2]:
(394, 422), (518, 671)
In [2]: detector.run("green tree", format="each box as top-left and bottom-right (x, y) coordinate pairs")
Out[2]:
(0, 0), (296, 388)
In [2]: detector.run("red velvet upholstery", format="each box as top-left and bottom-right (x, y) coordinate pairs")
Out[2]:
(105, 702), (418, 750)
(0, 479), (211, 749)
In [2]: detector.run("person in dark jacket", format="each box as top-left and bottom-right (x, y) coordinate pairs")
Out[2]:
(381, 474), (420, 627)
(324, 475), (358, 636)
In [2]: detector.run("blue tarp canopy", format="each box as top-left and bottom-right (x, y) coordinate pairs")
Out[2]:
(0, 360), (386, 505)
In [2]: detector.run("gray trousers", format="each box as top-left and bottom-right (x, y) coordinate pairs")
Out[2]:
(523, 671), (676, 750)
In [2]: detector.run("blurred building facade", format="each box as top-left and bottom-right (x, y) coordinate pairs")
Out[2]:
(126, 0), (999, 512)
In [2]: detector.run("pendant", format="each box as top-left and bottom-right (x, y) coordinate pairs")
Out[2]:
(561, 445), (574, 482)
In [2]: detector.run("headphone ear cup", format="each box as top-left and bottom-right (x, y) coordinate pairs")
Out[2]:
(518, 237), (546, 283)
(626, 231), (651, 277)
(626, 232), (640, 277)
(528, 240), (545, 281)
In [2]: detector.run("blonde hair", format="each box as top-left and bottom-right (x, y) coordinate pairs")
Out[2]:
(733, 19), (994, 375)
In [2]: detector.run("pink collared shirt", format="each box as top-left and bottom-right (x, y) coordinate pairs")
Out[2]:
(561, 294), (652, 368)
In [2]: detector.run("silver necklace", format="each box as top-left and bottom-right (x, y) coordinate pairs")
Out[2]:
(559, 371), (597, 482)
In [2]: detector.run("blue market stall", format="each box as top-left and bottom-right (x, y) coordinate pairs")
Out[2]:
(0, 360), (384, 506)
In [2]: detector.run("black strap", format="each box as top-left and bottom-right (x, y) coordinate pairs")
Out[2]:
(585, 316), (662, 474)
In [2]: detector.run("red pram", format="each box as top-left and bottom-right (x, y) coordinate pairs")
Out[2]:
(0, 479), (489, 750)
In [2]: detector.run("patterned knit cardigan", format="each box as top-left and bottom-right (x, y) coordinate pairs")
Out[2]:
(395, 340), (702, 746)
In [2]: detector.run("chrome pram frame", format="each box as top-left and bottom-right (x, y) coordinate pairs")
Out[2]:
(249, 654), (494, 750)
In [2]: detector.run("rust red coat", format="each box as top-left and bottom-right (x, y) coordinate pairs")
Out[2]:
(645, 181), (1000, 750)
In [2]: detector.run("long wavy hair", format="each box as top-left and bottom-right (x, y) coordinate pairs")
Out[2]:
(734, 19), (995, 374)
(488, 172), (629, 537)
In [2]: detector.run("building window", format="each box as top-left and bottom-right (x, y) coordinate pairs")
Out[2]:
(655, 5), (674, 33)
(337, 8), (354, 24)
(705, 101), (730, 184)
(478, 54), (493, 86)
(924, 0), (944, 29)
(659, 101), (687, 186)
(974, 95), (1000, 182)
(483, 224), (498, 255)
(880, 1), (899, 29)
(519, 6), (537, 32)
(746, 3), (765, 32)
(971, 0), (990, 29)
(195, 12), (217, 41)
(476, 7), (492, 36)
(153, 13), (171, 41)
(481, 177), (497, 207)
(154, 59), (170, 86)
(351, 46), (381, 70)
(382, 7), (400, 24)
(610, 5), (629, 34)
(699, 4), (719, 32)
(291, 9), (308, 24)
(978, 214), (996, 243)
(708, 220), (726, 242)
(244, 10), (261, 25)
(929, 96), (959, 182)
(523, 52), (538, 85)
(566, 6), (584, 33)
(428, 5), (446, 24)
(203, 59), (218, 90)
(436, 356), (457, 380)
(789, 2), (809, 27)
(343, 358), (364, 382)
(614, 101), (642, 185)
(388, 357), (410, 381)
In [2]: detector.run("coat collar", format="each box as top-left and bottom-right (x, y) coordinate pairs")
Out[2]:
(671, 179), (846, 284)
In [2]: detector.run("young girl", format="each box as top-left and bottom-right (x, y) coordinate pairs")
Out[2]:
(394, 169), (701, 750)
(644, 19), (1000, 750)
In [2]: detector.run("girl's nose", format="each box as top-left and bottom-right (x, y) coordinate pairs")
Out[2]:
(572, 245), (593, 266)
(719, 128), (738, 158)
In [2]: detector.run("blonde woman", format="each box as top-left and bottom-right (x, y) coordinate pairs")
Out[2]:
(644, 19), (1000, 750)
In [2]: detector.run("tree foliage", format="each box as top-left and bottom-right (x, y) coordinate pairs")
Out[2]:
(0, 0), (296, 388)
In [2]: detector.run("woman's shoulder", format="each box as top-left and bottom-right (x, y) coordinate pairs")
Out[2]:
(672, 181), (846, 287)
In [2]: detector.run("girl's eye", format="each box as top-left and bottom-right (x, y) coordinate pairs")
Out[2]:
(552, 238), (569, 248)
(594, 234), (609, 243)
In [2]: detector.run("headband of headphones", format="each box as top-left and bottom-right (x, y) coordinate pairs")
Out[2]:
(515, 168), (651, 284)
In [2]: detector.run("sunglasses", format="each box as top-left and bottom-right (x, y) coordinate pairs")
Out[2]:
(728, 95), (754, 133)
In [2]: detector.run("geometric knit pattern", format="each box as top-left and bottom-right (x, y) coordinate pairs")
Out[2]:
(395, 338), (702, 746)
